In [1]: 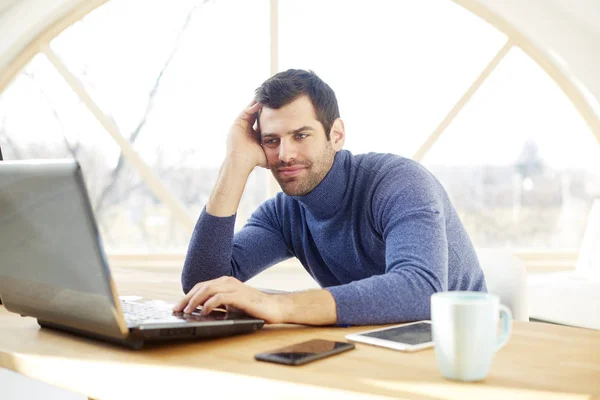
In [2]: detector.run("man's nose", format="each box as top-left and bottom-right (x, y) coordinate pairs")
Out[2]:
(278, 139), (297, 163)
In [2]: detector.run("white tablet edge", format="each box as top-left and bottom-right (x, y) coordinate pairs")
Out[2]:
(345, 321), (433, 352)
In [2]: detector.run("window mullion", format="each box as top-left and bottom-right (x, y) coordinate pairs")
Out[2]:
(413, 39), (513, 161)
(42, 44), (196, 232)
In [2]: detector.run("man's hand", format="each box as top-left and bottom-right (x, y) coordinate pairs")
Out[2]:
(205, 100), (267, 217)
(226, 100), (267, 171)
(172, 276), (288, 323)
(173, 277), (339, 325)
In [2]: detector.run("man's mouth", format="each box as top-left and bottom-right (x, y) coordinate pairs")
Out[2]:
(277, 166), (306, 178)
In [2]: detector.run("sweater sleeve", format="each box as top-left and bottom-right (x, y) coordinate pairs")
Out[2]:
(181, 201), (293, 293)
(326, 165), (447, 325)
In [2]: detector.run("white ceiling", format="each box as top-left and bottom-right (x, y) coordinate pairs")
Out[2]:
(0, 0), (599, 126)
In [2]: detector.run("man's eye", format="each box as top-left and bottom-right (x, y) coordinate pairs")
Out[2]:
(295, 133), (308, 140)
(262, 139), (279, 147)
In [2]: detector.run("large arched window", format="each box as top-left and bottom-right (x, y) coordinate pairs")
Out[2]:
(1, 0), (599, 267)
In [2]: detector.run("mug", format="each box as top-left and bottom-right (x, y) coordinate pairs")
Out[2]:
(430, 291), (512, 382)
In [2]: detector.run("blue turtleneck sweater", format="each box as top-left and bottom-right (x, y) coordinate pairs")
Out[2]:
(182, 150), (486, 325)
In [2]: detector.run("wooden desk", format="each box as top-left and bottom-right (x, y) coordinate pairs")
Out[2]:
(1, 267), (599, 400)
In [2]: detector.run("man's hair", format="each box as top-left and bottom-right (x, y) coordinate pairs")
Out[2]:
(255, 69), (339, 140)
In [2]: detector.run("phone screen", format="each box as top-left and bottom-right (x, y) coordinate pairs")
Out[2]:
(360, 322), (432, 345)
(255, 339), (355, 366)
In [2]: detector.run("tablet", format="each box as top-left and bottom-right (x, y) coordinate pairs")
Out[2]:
(345, 321), (433, 352)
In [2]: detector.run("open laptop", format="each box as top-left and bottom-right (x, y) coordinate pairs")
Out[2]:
(0, 159), (265, 349)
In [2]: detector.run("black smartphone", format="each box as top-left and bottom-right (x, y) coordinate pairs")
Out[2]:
(255, 339), (355, 366)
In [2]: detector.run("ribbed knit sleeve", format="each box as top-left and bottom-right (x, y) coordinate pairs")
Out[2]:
(326, 166), (448, 325)
(181, 202), (292, 293)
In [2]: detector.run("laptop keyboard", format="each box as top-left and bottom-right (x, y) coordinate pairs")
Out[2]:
(120, 299), (229, 326)
(121, 300), (177, 325)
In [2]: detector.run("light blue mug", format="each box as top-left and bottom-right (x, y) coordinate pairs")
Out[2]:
(431, 291), (512, 382)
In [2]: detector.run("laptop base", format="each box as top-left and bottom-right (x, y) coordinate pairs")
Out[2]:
(38, 319), (265, 350)
(38, 320), (144, 349)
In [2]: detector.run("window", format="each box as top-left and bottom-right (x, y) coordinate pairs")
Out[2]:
(0, 0), (271, 252)
(422, 48), (600, 250)
(279, 0), (507, 156)
(1, 0), (598, 258)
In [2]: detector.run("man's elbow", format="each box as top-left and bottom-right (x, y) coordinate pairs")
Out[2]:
(181, 257), (205, 293)
(181, 269), (195, 294)
(180, 258), (234, 294)
(181, 280), (192, 295)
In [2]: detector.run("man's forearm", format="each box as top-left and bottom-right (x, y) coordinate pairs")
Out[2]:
(277, 289), (338, 325)
(206, 155), (255, 217)
(182, 154), (255, 291)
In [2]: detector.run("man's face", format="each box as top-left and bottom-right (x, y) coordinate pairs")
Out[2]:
(259, 95), (337, 196)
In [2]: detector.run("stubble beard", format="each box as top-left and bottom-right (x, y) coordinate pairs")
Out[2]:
(272, 143), (336, 196)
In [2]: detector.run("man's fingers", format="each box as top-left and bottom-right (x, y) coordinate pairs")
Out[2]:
(184, 286), (215, 313)
(243, 99), (260, 111)
(201, 293), (237, 315)
(241, 101), (262, 121)
(172, 276), (228, 312)
(172, 277), (245, 314)
(244, 98), (258, 108)
(183, 279), (238, 313)
(172, 282), (203, 312)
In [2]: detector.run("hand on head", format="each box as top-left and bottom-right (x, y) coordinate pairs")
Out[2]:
(226, 100), (267, 170)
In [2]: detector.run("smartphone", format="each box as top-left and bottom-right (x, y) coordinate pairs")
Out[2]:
(345, 321), (433, 352)
(255, 339), (355, 366)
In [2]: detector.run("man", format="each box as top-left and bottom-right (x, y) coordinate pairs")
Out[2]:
(174, 69), (486, 325)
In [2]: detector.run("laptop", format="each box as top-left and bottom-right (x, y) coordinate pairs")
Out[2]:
(0, 159), (265, 349)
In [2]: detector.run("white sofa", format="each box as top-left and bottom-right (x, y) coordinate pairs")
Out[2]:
(527, 199), (600, 330)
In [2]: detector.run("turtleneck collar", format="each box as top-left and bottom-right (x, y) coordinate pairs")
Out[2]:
(292, 149), (351, 219)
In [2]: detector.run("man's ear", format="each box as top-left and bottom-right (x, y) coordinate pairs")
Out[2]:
(329, 118), (345, 151)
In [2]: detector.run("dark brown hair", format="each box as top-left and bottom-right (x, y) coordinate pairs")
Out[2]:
(255, 69), (339, 139)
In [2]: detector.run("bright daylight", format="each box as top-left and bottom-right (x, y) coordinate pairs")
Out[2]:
(1, 0), (599, 399)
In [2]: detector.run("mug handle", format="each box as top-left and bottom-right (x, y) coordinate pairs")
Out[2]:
(495, 304), (513, 352)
